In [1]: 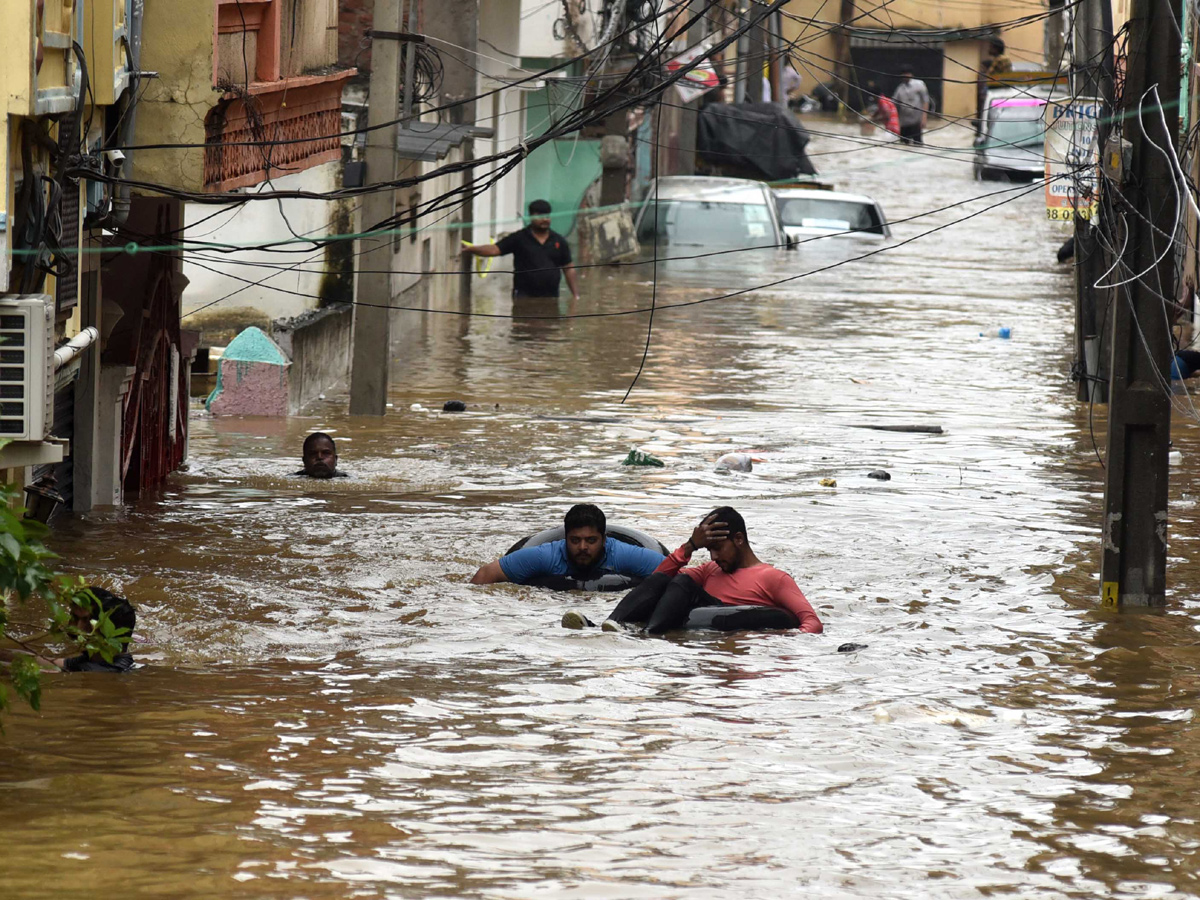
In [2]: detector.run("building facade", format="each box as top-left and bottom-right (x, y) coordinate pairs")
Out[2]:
(132, 0), (355, 345)
(780, 0), (1049, 120)
(0, 0), (186, 511)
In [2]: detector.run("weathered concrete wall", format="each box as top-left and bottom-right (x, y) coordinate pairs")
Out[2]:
(130, 0), (215, 192)
(576, 207), (639, 265)
(272, 302), (352, 412)
(180, 161), (347, 323)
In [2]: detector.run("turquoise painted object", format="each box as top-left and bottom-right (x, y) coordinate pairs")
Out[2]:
(205, 326), (290, 411)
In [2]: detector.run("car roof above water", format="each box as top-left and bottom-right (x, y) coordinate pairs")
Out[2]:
(772, 187), (880, 206)
(644, 176), (773, 205)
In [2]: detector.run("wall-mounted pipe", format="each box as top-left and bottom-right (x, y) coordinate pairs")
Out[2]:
(53, 326), (99, 371)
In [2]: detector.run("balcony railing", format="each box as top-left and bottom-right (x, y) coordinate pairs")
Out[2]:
(203, 71), (353, 192)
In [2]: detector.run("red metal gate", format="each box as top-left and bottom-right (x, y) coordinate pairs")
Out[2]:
(121, 260), (187, 494)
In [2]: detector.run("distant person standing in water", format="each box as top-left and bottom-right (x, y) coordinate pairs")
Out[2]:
(462, 199), (580, 300)
(297, 432), (347, 479)
(893, 70), (932, 145)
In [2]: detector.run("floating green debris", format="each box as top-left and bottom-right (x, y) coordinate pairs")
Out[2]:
(622, 449), (664, 468)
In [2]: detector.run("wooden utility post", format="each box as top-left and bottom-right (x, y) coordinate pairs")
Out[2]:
(1071, 0), (1113, 402)
(1100, 0), (1180, 607)
(349, 0), (405, 415)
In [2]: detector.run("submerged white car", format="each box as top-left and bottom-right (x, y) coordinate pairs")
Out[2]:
(634, 176), (788, 249)
(771, 188), (890, 243)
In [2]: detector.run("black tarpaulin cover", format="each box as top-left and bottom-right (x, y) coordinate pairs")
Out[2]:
(697, 102), (817, 180)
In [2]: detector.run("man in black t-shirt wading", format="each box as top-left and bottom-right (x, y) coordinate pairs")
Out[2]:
(462, 199), (580, 300)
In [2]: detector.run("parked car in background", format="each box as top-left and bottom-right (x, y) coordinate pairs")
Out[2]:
(634, 177), (788, 250)
(771, 187), (889, 243)
(974, 92), (1050, 182)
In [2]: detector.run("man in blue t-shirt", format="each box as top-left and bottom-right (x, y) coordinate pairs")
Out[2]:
(470, 504), (663, 586)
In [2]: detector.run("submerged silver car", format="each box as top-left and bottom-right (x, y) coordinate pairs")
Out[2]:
(973, 96), (1048, 182)
(634, 176), (788, 249)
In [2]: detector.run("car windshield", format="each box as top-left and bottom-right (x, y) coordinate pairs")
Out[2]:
(637, 200), (777, 247)
(776, 196), (883, 234)
(987, 106), (1046, 148)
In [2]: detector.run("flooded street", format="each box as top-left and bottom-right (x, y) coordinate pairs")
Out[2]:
(7, 122), (1200, 898)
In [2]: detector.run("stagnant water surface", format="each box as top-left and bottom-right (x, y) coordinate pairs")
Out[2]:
(6, 122), (1200, 899)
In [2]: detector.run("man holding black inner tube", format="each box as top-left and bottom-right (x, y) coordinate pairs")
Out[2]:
(470, 503), (663, 586)
(462, 199), (580, 301)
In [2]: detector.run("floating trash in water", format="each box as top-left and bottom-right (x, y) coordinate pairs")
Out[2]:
(819, 477), (837, 488)
(716, 452), (754, 472)
(868, 469), (891, 480)
(443, 400), (467, 412)
(622, 449), (664, 467)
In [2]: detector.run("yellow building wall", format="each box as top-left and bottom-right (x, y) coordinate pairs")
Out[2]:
(999, 7), (1050, 70)
(780, 0), (1047, 114)
(780, 0), (839, 93)
(1, 2), (37, 115)
(941, 40), (982, 119)
(129, 0), (216, 193)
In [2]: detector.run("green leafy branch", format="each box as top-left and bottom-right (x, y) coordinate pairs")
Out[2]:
(0, 485), (124, 718)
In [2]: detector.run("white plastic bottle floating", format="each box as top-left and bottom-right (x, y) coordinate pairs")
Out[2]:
(1170, 450), (1183, 465)
(979, 326), (1013, 339)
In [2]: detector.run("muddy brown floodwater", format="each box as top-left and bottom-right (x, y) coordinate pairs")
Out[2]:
(5, 122), (1200, 899)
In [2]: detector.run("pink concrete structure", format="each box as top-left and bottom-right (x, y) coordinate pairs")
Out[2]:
(205, 327), (291, 416)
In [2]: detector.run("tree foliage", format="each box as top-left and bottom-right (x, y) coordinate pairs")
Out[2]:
(0, 485), (125, 719)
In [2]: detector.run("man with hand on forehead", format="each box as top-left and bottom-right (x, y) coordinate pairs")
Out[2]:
(587, 507), (822, 634)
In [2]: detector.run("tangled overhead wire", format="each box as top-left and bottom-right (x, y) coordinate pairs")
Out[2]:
(401, 42), (445, 109)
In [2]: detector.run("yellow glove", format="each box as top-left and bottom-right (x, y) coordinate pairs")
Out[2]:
(461, 239), (496, 277)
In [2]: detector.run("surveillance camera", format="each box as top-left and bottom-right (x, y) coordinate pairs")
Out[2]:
(102, 149), (126, 168)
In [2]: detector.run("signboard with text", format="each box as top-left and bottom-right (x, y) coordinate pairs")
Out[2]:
(666, 42), (721, 104)
(1045, 97), (1101, 222)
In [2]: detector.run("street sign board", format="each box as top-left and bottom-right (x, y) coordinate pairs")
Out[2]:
(1044, 97), (1102, 221)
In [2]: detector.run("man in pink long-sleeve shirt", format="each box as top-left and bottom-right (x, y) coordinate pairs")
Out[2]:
(591, 507), (823, 635)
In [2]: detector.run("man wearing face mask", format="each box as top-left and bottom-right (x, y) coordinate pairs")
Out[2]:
(574, 507), (822, 634)
(462, 199), (580, 300)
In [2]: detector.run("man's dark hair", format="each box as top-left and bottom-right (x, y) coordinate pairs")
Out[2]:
(564, 503), (606, 534)
(83, 587), (136, 645)
(528, 199), (552, 216)
(707, 506), (747, 542)
(303, 432), (336, 455)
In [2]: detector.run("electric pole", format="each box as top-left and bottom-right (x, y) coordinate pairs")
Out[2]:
(1070, 0), (1113, 402)
(1100, 0), (1180, 607)
(350, 0), (405, 415)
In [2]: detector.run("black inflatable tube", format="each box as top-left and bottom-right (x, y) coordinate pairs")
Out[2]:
(504, 525), (668, 593)
(681, 604), (801, 631)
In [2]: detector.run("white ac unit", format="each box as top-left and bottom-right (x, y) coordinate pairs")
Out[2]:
(0, 295), (54, 441)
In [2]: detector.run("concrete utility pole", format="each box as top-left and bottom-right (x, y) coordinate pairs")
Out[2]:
(1100, 0), (1181, 607)
(349, 0), (406, 415)
(734, 0), (751, 103)
(1070, 0), (1113, 402)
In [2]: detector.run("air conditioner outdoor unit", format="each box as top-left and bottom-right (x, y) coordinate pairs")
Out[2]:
(0, 296), (53, 441)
